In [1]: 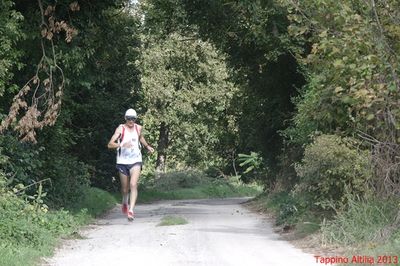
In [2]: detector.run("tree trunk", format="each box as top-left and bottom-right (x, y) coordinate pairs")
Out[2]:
(156, 122), (169, 173)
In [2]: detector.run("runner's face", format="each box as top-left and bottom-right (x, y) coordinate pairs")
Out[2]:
(125, 116), (136, 127)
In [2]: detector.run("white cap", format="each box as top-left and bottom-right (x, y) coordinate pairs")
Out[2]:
(125, 108), (137, 117)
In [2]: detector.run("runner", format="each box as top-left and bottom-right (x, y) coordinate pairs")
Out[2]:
(107, 108), (154, 221)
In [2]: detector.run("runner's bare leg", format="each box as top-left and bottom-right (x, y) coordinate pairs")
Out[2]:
(128, 166), (141, 211)
(119, 172), (129, 204)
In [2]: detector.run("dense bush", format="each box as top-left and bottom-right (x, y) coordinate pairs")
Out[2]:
(150, 170), (207, 190)
(0, 169), (116, 265)
(0, 134), (43, 190)
(0, 174), (52, 248)
(295, 134), (372, 209)
(0, 134), (90, 208)
(42, 156), (90, 208)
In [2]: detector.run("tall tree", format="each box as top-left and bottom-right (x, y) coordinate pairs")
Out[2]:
(0, 0), (23, 101)
(281, 0), (400, 196)
(0, 0), (142, 200)
(140, 0), (305, 182)
(136, 33), (239, 172)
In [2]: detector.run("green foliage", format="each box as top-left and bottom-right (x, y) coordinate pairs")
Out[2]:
(43, 155), (90, 208)
(0, 132), (91, 208)
(200, 179), (238, 198)
(157, 215), (188, 226)
(0, 0), (142, 193)
(139, 170), (262, 202)
(3, 2), (400, 259)
(150, 170), (207, 190)
(141, 0), (305, 183)
(249, 191), (320, 232)
(71, 187), (117, 217)
(0, 174), (81, 248)
(53, 4), (142, 189)
(0, 188), (52, 248)
(254, 192), (298, 225)
(271, 144), (303, 190)
(142, 0), (292, 61)
(140, 0), (190, 36)
(0, 134), (43, 187)
(0, 0), (24, 98)
(0, 244), (45, 266)
(137, 32), (239, 169)
(238, 152), (263, 174)
(295, 135), (372, 208)
(321, 197), (399, 246)
(0, 172), (115, 265)
(281, 0), (400, 139)
(280, 77), (324, 146)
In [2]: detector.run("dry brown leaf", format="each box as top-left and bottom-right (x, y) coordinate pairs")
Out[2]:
(44, 5), (54, 16)
(46, 31), (53, 40)
(69, 1), (80, 12)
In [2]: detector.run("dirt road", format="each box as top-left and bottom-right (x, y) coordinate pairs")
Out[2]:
(44, 198), (317, 266)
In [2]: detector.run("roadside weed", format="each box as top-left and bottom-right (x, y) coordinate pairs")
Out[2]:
(158, 215), (188, 226)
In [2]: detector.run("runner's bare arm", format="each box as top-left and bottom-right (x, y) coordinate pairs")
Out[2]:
(107, 127), (122, 150)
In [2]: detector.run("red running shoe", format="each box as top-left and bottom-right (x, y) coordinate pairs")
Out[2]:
(127, 210), (134, 221)
(122, 203), (128, 214)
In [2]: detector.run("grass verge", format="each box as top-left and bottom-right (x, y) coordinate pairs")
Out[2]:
(137, 171), (262, 203)
(321, 197), (400, 266)
(157, 215), (188, 226)
(0, 187), (116, 266)
(247, 192), (322, 237)
(248, 191), (400, 264)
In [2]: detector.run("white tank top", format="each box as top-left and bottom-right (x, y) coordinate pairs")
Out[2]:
(116, 124), (142, 165)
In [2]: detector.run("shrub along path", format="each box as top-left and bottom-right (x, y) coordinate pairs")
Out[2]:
(44, 198), (315, 266)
